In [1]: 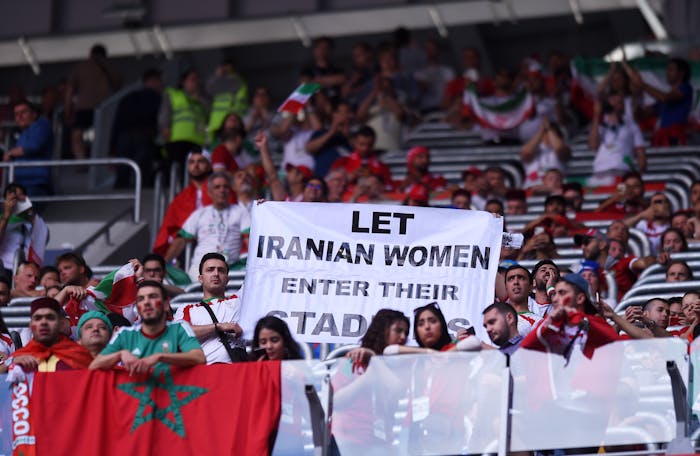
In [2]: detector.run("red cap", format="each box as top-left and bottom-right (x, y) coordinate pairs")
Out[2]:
(407, 146), (429, 167)
(31, 297), (62, 316)
(461, 167), (482, 179)
(285, 163), (313, 180)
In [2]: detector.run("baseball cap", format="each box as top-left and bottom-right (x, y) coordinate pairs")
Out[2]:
(579, 260), (600, 273)
(562, 273), (589, 296)
(285, 163), (313, 180)
(573, 228), (606, 246)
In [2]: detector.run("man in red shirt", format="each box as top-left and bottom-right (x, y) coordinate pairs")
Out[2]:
(331, 125), (392, 189)
(399, 146), (447, 194)
(153, 150), (231, 256)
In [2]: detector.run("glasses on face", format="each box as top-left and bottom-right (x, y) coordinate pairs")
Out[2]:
(306, 183), (322, 190)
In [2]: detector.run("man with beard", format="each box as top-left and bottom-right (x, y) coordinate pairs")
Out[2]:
(399, 146), (446, 193)
(174, 253), (245, 364)
(56, 252), (91, 287)
(522, 274), (620, 358)
(1, 297), (92, 373)
(531, 260), (559, 317)
(165, 173), (250, 281)
(153, 150), (225, 257)
(90, 281), (205, 374)
(232, 169), (256, 215)
(482, 302), (522, 355)
(503, 265), (542, 336)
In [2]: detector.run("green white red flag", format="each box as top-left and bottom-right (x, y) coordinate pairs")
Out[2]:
(64, 262), (138, 325)
(278, 82), (321, 114)
(18, 363), (281, 455)
(462, 85), (535, 130)
(0, 198), (48, 267)
(570, 56), (700, 124)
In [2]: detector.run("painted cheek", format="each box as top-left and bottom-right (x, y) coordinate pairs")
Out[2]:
(561, 294), (572, 307)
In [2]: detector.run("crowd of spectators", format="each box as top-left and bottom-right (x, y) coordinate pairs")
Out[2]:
(0, 23), (699, 452)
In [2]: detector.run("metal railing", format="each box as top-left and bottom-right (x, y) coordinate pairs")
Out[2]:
(0, 158), (142, 223)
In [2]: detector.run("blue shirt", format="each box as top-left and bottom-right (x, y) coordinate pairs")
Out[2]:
(14, 116), (52, 188)
(656, 82), (693, 128)
(499, 334), (523, 356)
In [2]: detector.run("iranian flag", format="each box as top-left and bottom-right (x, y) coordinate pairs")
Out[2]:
(64, 262), (138, 325)
(462, 85), (535, 130)
(21, 363), (281, 455)
(570, 56), (700, 124)
(278, 82), (321, 114)
(0, 198), (48, 266)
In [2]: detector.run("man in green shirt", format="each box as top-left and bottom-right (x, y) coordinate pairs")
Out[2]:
(89, 281), (205, 375)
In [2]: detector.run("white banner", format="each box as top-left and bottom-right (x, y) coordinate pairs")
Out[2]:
(240, 202), (503, 344)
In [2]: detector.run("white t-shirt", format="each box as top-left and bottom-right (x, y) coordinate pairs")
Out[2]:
(180, 204), (250, 280)
(174, 295), (243, 364)
(517, 311), (543, 337)
(523, 143), (566, 187)
(635, 219), (669, 256)
(592, 120), (644, 175)
(281, 128), (314, 171)
(528, 295), (552, 318)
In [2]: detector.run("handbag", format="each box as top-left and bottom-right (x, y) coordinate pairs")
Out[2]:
(200, 302), (250, 363)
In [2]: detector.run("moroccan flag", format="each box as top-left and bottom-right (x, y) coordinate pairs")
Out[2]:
(277, 83), (321, 114)
(31, 363), (281, 455)
(462, 85), (535, 130)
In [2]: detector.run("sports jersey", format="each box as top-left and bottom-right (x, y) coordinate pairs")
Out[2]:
(101, 321), (201, 359)
(517, 311), (543, 337)
(605, 256), (639, 301)
(634, 219), (668, 255)
(528, 295), (551, 318)
(174, 295), (242, 364)
(179, 204), (250, 280)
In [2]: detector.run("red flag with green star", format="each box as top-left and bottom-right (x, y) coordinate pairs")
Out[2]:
(31, 363), (281, 455)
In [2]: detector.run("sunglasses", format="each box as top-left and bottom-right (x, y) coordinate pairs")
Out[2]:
(413, 302), (440, 314)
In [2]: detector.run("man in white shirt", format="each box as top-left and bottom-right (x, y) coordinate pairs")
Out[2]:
(165, 171), (250, 280)
(174, 253), (244, 364)
(588, 91), (646, 186)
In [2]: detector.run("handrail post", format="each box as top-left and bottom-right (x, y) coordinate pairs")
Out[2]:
(665, 361), (694, 454)
(130, 159), (141, 223)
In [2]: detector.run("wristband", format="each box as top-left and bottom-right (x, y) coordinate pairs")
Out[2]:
(546, 285), (556, 296)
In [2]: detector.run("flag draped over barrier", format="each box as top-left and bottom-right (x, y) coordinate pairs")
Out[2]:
(12, 363), (281, 456)
(462, 86), (535, 130)
(240, 202), (503, 344)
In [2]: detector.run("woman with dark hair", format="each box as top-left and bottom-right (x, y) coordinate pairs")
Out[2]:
(346, 309), (409, 370)
(413, 302), (453, 351)
(252, 316), (303, 361)
(661, 227), (688, 253)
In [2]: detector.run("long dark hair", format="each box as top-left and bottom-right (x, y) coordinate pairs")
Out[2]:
(252, 316), (303, 360)
(361, 309), (409, 353)
(413, 302), (452, 350)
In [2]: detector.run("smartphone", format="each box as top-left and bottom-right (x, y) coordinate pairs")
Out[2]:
(252, 347), (267, 359)
(534, 226), (545, 235)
